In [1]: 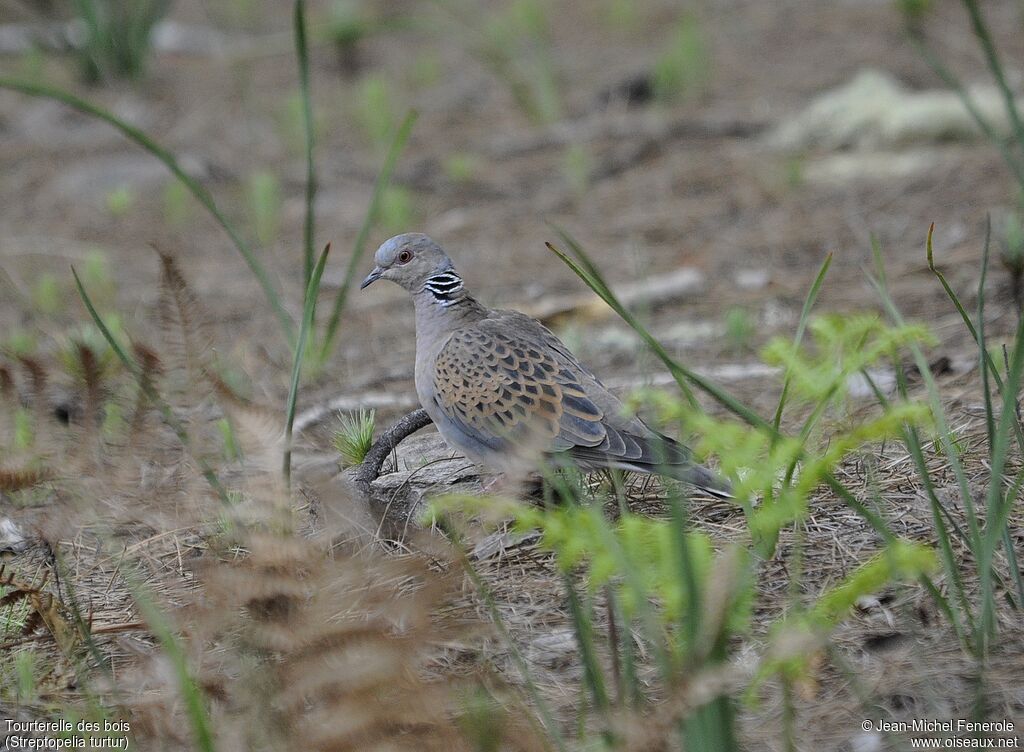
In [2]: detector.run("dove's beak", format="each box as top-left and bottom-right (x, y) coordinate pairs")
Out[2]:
(360, 266), (384, 290)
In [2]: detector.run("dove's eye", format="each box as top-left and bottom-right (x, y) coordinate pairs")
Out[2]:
(397, 250), (413, 264)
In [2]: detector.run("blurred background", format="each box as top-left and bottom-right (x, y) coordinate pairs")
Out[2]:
(1, 2), (1024, 748)
(2, 0), (1023, 402)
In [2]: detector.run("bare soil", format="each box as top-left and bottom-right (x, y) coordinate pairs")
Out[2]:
(1, 0), (1023, 749)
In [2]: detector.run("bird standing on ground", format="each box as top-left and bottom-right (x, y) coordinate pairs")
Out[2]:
(360, 233), (730, 497)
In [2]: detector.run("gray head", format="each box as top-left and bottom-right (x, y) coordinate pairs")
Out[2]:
(360, 233), (457, 294)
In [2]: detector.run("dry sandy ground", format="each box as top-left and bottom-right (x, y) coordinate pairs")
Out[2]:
(1, 0), (1023, 749)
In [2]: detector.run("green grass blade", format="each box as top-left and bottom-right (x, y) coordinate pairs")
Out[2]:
(978, 307), (1024, 646)
(0, 77), (295, 343)
(72, 268), (231, 505)
(606, 589), (641, 708)
(320, 110), (417, 361)
(544, 229), (697, 410)
(910, 39), (1024, 190)
(284, 243), (332, 488)
(667, 491), (703, 652)
(545, 235), (778, 427)
(563, 574), (611, 719)
(998, 466), (1024, 610)
(962, 0), (1024, 154)
(921, 576), (967, 647)
(869, 274), (982, 552)
(978, 219), (996, 467)
(437, 517), (568, 752)
(547, 230), (903, 548)
(772, 252), (833, 431)
(129, 575), (216, 752)
(294, 0), (317, 289)
(928, 223), (1024, 610)
(927, 224), (1005, 394)
(868, 244), (978, 549)
(824, 475), (896, 543)
(862, 367), (974, 636)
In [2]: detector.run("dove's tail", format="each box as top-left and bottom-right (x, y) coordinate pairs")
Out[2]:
(569, 430), (733, 499)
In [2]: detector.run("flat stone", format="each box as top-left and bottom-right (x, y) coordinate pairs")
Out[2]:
(389, 429), (462, 471)
(0, 518), (28, 554)
(365, 430), (481, 537)
(734, 268), (770, 290)
(766, 68), (1023, 152)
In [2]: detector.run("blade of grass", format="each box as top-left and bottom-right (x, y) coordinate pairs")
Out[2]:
(72, 268), (231, 506)
(869, 276), (981, 547)
(587, 509), (676, 679)
(862, 367), (973, 640)
(978, 219), (996, 484)
(436, 515), (568, 752)
(547, 236), (752, 421)
(927, 223), (1024, 609)
(824, 475), (896, 544)
(962, 0), (1024, 151)
(927, 224), (1008, 394)
(978, 304), (1024, 649)
(563, 574), (611, 720)
(129, 573), (216, 752)
(319, 110), (417, 361)
(871, 241), (983, 548)
(0, 77), (296, 342)
(294, 0), (317, 289)
(667, 491), (703, 656)
(284, 243), (331, 488)
(547, 231), (901, 546)
(772, 252), (833, 432)
(606, 588), (642, 708)
(543, 231), (695, 410)
(909, 39), (1024, 190)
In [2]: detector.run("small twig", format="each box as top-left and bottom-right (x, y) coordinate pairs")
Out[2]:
(0, 621), (148, 651)
(485, 112), (764, 160)
(352, 409), (433, 494)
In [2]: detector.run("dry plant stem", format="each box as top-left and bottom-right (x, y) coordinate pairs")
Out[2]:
(294, 0), (317, 289)
(72, 268), (232, 506)
(352, 408), (433, 493)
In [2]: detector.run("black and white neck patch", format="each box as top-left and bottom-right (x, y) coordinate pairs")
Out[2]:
(422, 271), (465, 304)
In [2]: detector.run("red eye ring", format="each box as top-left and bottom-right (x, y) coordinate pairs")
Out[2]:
(397, 250), (413, 264)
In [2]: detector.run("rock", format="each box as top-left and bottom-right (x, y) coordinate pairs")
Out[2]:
(802, 149), (947, 185)
(766, 68), (1023, 152)
(365, 430), (481, 537)
(388, 429), (460, 471)
(0, 518), (28, 554)
(735, 268), (770, 290)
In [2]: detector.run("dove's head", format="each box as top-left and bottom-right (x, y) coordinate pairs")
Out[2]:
(360, 233), (456, 293)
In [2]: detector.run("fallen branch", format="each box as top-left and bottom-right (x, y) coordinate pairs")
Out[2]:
(486, 112), (764, 159)
(351, 409), (433, 494)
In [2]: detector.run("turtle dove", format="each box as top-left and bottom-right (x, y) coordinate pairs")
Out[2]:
(360, 233), (730, 497)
